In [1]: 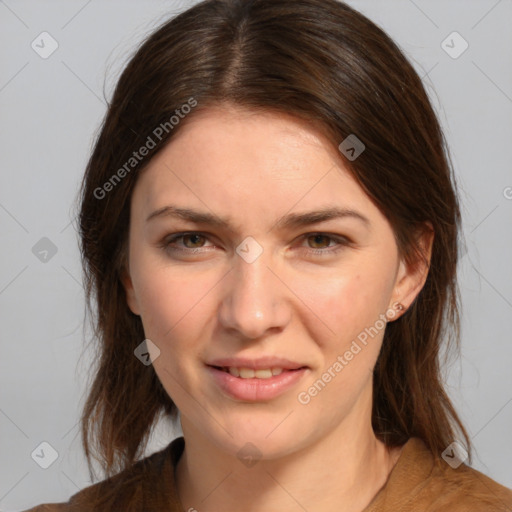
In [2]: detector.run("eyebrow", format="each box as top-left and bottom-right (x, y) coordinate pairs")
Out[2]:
(146, 205), (370, 231)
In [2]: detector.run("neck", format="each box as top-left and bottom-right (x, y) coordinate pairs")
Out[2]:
(175, 399), (402, 512)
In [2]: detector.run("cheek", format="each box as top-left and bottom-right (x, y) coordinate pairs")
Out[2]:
(296, 265), (394, 347)
(132, 262), (220, 348)
(132, 265), (219, 406)
(294, 270), (393, 413)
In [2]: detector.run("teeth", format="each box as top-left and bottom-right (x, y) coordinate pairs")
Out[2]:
(224, 367), (285, 379)
(228, 367), (240, 377)
(255, 369), (272, 379)
(239, 368), (255, 378)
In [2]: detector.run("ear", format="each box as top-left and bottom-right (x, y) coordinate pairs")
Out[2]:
(120, 265), (141, 316)
(388, 222), (434, 320)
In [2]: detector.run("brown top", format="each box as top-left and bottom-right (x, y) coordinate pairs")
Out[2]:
(24, 436), (512, 512)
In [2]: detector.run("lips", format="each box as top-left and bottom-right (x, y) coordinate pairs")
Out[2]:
(207, 356), (306, 371)
(206, 356), (309, 401)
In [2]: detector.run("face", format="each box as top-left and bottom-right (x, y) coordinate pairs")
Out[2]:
(123, 104), (430, 460)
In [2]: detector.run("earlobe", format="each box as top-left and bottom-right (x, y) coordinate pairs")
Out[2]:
(388, 224), (434, 319)
(120, 267), (141, 316)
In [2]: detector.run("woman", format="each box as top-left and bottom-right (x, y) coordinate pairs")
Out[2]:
(26, 0), (512, 510)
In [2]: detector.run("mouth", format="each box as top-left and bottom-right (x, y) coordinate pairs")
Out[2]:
(206, 360), (309, 401)
(210, 365), (306, 379)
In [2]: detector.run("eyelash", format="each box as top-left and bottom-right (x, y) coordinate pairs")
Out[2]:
(159, 231), (351, 257)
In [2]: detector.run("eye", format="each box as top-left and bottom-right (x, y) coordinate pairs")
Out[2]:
(299, 233), (351, 255)
(177, 233), (208, 249)
(305, 234), (334, 249)
(160, 232), (216, 254)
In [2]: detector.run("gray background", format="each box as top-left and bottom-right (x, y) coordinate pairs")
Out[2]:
(1, 0), (511, 510)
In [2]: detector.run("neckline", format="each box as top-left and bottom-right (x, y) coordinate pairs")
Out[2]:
(165, 436), (433, 511)
(362, 437), (435, 511)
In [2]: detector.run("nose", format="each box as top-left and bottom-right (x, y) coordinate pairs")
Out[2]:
(218, 250), (291, 340)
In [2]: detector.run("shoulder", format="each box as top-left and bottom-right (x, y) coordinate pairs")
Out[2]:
(386, 437), (512, 512)
(22, 438), (183, 512)
(427, 456), (512, 511)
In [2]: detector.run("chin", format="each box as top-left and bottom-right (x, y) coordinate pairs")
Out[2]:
(196, 412), (312, 462)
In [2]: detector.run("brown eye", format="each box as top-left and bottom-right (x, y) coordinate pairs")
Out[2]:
(306, 234), (333, 249)
(298, 233), (351, 256)
(182, 234), (207, 248)
(160, 232), (215, 255)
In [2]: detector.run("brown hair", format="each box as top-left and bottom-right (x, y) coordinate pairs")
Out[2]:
(78, 0), (470, 479)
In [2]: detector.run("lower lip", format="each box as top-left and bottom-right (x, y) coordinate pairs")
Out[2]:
(207, 366), (308, 402)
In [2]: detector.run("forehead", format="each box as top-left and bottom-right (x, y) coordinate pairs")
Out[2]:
(156, 105), (340, 177)
(131, 105), (380, 228)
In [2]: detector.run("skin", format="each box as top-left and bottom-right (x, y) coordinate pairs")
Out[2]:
(122, 104), (433, 512)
